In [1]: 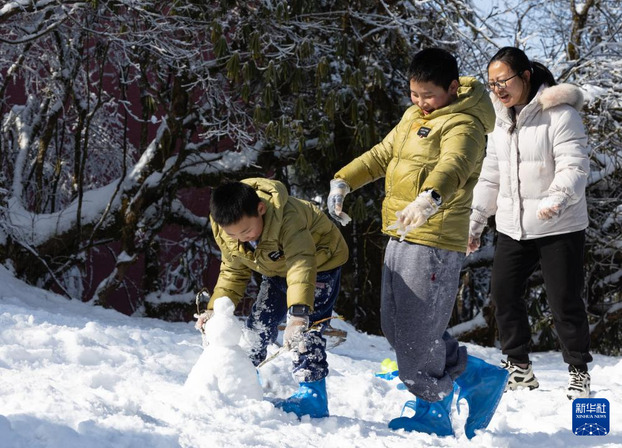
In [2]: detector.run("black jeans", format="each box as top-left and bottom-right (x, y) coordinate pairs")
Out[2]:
(491, 231), (592, 368)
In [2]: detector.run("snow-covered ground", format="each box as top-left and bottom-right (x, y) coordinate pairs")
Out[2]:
(0, 265), (620, 448)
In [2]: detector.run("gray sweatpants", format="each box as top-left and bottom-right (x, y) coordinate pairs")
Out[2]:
(381, 238), (467, 402)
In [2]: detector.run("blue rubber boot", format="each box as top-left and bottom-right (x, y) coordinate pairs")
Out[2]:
(275, 378), (329, 418)
(388, 388), (454, 437)
(455, 355), (509, 439)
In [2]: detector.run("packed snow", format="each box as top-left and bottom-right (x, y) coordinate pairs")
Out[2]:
(0, 265), (620, 448)
(184, 297), (262, 402)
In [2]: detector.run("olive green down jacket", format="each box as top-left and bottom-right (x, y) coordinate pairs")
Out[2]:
(334, 77), (496, 252)
(209, 178), (349, 310)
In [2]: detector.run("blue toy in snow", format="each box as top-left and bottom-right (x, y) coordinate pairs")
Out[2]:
(375, 358), (399, 380)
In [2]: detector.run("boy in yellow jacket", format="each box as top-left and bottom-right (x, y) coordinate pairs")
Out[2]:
(328, 48), (508, 438)
(199, 178), (348, 419)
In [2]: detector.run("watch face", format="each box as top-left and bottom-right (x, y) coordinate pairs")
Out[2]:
(289, 305), (309, 316)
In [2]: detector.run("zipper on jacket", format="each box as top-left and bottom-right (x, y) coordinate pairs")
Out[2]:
(511, 130), (525, 239)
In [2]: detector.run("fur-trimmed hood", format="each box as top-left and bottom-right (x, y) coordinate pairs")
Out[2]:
(538, 83), (584, 111)
(492, 83), (584, 117)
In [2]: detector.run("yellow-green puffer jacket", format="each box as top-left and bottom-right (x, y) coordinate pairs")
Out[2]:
(210, 178), (349, 310)
(335, 77), (495, 252)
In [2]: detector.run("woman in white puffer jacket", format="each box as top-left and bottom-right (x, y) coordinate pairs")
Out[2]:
(468, 47), (592, 400)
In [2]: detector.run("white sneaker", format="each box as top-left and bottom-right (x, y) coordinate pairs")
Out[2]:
(501, 360), (540, 391)
(567, 366), (590, 400)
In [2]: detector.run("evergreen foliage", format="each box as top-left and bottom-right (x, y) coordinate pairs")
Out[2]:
(0, 0), (620, 354)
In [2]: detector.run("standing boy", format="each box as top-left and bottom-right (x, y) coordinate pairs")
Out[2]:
(328, 48), (508, 439)
(199, 177), (348, 419)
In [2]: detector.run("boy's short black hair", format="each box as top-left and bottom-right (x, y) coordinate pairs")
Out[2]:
(210, 181), (261, 226)
(407, 47), (459, 90)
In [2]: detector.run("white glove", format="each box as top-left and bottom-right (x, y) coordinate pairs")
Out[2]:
(536, 194), (568, 220)
(283, 315), (309, 352)
(387, 190), (440, 241)
(327, 179), (352, 226)
(194, 309), (214, 332)
(466, 219), (486, 256)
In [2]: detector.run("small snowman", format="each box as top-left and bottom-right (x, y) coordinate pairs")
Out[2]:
(185, 297), (263, 402)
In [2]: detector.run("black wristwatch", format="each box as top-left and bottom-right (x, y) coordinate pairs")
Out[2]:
(288, 305), (310, 317)
(429, 190), (442, 206)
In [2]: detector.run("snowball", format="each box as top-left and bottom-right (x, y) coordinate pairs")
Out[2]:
(213, 296), (236, 316)
(204, 297), (242, 347)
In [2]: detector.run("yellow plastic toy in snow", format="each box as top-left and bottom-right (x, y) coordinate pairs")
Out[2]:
(375, 358), (399, 380)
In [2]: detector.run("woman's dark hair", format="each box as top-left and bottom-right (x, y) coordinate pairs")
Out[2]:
(210, 181), (261, 226)
(488, 46), (557, 104)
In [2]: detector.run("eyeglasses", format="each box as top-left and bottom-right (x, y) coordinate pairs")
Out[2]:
(487, 73), (519, 90)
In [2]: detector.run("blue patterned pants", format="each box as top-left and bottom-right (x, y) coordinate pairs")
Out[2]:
(246, 267), (341, 383)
